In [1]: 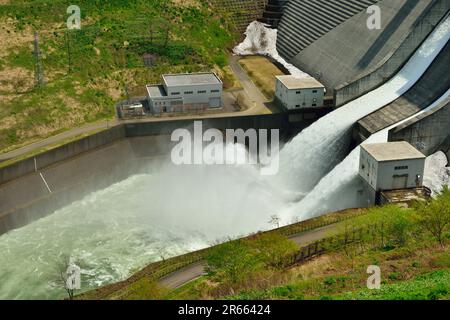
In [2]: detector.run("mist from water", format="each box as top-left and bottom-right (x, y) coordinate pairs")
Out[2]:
(0, 17), (449, 300)
(0, 145), (285, 299)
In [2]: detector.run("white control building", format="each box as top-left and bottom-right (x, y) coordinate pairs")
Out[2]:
(275, 75), (325, 110)
(147, 72), (222, 113)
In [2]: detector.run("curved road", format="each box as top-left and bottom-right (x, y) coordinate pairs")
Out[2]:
(158, 224), (338, 289)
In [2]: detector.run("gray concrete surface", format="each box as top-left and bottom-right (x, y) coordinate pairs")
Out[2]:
(285, 0), (432, 92)
(388, 97), (450, 157)
(335, 0), (449, 106)
(277, 0), (448, 101)
(356, 40), (450, 140)
(0, 113), (292, 235)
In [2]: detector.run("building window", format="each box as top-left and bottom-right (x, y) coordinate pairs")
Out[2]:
(295, 105), (300, 108)
(296, 91), (301, 94)
(312, 90), (318, 93)
(184, 91), (193, 95)
(171, 92), (180, 95)
(198, 90), (206, 94)
(395, 165), (409, 170)
(211, 90), (220, 93)
(312, 104), (317, 107)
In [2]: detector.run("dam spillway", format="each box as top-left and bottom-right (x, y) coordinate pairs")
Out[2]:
(0, 3), (449, 300)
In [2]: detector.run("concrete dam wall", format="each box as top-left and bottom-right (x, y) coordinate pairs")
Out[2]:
(335, 0), (450, 106)
(388, 97), (450, 158)
(277, 0), (379, 61)
(0, 114), (290, 235)
(276, 0), (449, 101)
(356, 40), (450, 142)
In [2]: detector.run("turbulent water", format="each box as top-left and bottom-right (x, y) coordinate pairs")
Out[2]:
(1, 17), (450, 299)
(0, 154), (285, 299)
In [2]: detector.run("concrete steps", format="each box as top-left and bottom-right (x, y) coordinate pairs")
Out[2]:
(277, 0), (379, 60)
(258, 0), (289, 28)
(210, 0), (267, 33)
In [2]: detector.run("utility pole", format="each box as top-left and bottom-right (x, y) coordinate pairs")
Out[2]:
(33, 31), (45, 89)
(65, 31), (72, 74)
(125, 84), (130, 105)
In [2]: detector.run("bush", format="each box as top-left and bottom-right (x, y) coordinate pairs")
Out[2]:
(205, 232), (297, 286)
(205, 239), (263, 285)
(413, 186), (450, 247)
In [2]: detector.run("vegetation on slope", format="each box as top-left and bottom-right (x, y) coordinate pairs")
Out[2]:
(0, 0), (237, 152)
(163, 188), (450, 300)
(76, 188), (450, 300)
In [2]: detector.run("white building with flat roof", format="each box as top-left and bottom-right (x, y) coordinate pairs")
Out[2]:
(359, 141), (426, 192)
(275, 75), (325, 110)
(147, 72), (222, 113)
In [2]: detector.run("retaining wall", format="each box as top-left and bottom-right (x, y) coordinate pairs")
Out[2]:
(388, 98), (450, 157)
(0, 125), (125, 185)
(0, 113), (290, 235)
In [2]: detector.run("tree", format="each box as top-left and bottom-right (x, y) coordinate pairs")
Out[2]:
(269, 214), (281, 229)
(249, 233), (297, 269)
(54, 255), (81, 300)
(205, 239), (262, 284)
(414, 186), (450, 247)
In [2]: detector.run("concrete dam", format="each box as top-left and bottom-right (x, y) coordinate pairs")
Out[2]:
(276, 0), (449, 156)
(0, 1), (449, 299)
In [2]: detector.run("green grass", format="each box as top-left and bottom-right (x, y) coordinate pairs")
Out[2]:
(0, 0), (237, 153)
(339, 269), (450, 300)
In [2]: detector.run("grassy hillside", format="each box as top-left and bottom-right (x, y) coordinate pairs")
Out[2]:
(0, 0), (237, 153)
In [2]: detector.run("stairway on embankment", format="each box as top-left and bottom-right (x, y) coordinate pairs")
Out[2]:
(209, 0), (267, 33)
(258, 0), (290, 28)
(277, 0), (379, 60)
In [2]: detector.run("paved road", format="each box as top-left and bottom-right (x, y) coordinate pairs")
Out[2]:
(158, 224), (338, 289)
(228, 55), (271, 115)
(0, 56), (273, 163)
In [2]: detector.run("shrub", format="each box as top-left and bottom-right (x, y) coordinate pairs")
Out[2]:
(413, 186), (450, 247)
(205, 239), (263, 285)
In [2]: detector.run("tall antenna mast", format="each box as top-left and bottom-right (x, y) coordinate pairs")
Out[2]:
(33, 31), (45, 89)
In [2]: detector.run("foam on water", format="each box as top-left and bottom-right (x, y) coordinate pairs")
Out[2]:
(0, 16), (449, 299)
(284, 88), (450, 221)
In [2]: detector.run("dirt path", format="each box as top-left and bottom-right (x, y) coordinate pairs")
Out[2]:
(158, 224), (338, 289)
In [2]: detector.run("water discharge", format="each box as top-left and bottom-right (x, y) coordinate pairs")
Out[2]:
(0, 17), (449, 299)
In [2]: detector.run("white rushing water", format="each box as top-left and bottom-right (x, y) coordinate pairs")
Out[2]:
(282, 89), (450, 221)
(275, 15), (450, 193)
(0, 146), (285, 299)
(0, 17), (449, 299)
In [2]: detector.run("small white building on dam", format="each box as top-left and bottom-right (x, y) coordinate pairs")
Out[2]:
(359, 141), (429, 206)
(275, 75), (325, 110)
(146, 72), (223, 114)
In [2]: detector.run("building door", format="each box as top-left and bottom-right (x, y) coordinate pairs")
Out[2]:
(392, 174), (408, 190)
